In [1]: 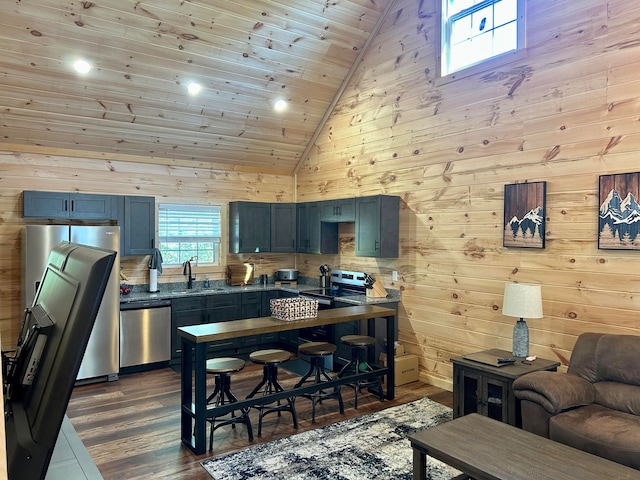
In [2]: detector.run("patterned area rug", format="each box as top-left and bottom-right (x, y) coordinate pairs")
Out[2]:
(201, 397), (460, 480)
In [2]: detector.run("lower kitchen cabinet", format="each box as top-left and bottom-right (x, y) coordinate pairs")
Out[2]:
(171, 297), (205, 362)
(239, 292), (262, 349)
(172, 290), (300, 365)
(205, 294), (241, 354)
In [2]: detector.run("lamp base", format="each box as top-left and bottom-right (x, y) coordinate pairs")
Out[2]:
(512, 318), (529, 357)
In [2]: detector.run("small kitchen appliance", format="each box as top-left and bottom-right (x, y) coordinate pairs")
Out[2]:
(275, 268), (298, 281)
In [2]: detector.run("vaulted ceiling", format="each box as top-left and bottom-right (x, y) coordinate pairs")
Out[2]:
(0, 0), (394, 173)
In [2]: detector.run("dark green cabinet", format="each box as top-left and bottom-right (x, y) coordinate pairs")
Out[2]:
(297, 202), (338, 254)
(230, 196), (398, 257)
(229, 201), (271, 253)
(121, 196), (155, 256)
(205, 294), (241, 353)
(23, 190), (155, 257)
(23, 190), (115, 219)
(355, 195), (400, 258)
(321, 198), (356, 222)
(171, 294), (242, 363)
(271, 203), (296, 253)
(171, 297), (206, 361)
(239, 292), (262, 348)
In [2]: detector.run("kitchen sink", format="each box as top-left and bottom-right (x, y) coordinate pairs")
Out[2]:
(173, 288), (225, 294)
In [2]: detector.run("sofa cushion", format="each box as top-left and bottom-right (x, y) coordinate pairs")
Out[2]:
(594, 381), (640, 416)
(595, 335), (640, 386)
(550, 404), (640, 470)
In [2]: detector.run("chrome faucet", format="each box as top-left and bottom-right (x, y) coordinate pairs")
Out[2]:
(183, 259), (196, 289)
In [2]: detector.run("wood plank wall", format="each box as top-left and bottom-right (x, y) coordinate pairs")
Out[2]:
(1, 0), (639, 393)
(296, 0), (640, 389)
(0, 151), (294, 345)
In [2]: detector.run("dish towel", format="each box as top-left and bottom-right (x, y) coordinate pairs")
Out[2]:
(148, 248), (163, 274)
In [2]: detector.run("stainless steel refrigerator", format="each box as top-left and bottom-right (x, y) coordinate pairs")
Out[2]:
(23, 225), (120, 382)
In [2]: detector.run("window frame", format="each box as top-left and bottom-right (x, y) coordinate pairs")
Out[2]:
(157, 203), (227, 269)
(436, 0), (527, 85)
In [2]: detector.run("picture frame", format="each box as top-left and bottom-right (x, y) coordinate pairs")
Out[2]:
(503, 181), (546, 249)
(598, 172), (640, 250)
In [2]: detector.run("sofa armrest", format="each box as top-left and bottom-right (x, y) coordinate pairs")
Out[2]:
(513, 371), (596, 415)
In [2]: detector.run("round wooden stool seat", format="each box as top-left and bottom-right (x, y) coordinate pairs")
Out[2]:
(295, 341), (344, 423)
(298, 341), (337, 357)
(206, 357), (245, 374)
(249, 349), (291, 365)
(247, 348), (298, 437)
(338, 335), (384, 409)
(341, 335), (376, 347)
(205, 356), (253, 452)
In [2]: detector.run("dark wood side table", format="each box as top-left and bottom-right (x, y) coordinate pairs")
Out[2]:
(451, 348), (560, 427)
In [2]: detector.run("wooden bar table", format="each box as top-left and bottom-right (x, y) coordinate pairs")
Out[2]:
(179, 304), (397, 455)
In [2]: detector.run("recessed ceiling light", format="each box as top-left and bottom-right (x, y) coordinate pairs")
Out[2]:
(274, 99), (287, 112)
(188, 82), (202, 95)
(73, 59), (91, 74)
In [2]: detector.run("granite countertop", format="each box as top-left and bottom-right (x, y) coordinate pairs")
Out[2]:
(120, 281), (400, 306)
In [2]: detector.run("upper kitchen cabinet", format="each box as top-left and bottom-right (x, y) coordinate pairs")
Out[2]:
(229, 201), (271, 253)
(23, 190), (116, 219)
(297, 202), (338, 254)
(117, 196), (156, 256)
(321, 198), (356, 222)
(270, 203), (296, 253)
(355, 195), (400, 258)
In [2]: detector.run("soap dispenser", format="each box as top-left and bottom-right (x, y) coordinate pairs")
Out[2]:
(204, 274), (210, 289)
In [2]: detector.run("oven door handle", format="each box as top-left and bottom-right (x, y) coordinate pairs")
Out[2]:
(299, 294), (333, 306)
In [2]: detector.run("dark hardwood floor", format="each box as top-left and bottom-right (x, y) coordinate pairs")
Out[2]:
(67, 364), (453, 480)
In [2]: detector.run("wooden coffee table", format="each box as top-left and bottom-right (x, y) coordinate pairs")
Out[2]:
(409, 413), (638, 480)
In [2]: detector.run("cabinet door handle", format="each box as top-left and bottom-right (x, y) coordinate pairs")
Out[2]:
(375, 240), (379, 251)
(64, 200), (68, 211)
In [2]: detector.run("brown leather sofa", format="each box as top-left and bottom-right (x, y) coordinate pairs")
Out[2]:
(512, 332), (640, 470)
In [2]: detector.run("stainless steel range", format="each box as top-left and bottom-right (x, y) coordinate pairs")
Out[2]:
(299, 269), (368, 307)
(297, 269), (368, 348)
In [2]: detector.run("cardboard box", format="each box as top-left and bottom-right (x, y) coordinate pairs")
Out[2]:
(380, 353), (419, 386)
(379, 343), (405, 364)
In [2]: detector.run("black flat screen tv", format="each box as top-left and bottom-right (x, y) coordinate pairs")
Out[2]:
(4, 242), (116, 480)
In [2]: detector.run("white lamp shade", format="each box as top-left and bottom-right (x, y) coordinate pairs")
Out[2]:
(502, 283), (543, 319)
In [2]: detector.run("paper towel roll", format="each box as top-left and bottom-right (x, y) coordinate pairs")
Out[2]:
(149, 268), (158, 292)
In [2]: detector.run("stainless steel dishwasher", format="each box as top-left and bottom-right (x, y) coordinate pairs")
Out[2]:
(120, 299), (172, 369)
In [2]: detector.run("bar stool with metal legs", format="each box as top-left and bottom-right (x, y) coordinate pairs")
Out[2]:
(246, 349), (299, 437)
(205, 357), (254, 452)
(337, 335), (384, 408)
(294, 341), (345, 423)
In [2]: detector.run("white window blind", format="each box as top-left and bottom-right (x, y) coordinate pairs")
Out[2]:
(158, 204), (221, 265)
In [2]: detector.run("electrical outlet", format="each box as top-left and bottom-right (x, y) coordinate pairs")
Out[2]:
(392, 271), (398, 281)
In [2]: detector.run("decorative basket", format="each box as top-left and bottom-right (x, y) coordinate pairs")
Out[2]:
(270, 297), (318, 321)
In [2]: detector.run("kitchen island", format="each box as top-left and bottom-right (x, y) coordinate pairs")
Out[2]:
(178, 304), (397, 455)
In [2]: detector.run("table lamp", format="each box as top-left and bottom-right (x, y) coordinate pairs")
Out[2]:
(502, 282), (543, 357)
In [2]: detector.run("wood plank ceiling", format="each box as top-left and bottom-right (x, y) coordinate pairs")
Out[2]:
(0, 0), (392, 173)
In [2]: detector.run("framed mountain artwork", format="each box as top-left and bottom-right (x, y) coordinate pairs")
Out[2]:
(503, 181), (546, 249)
(599, 172), (640, 250)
